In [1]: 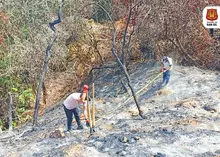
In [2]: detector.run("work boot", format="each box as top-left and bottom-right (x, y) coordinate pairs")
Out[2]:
(77, 125), (83, 130)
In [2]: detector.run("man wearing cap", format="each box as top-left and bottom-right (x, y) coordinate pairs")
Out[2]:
(63, 85), (90, 132)
(161, 56), (173, 86)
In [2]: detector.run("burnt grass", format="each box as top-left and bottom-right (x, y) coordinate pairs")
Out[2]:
(0, 61), (220, 157)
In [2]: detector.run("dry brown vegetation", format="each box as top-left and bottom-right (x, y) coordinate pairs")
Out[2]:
(0, 0), (220, 129)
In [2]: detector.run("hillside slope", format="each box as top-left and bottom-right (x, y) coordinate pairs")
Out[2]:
(0, 61), (220, 157)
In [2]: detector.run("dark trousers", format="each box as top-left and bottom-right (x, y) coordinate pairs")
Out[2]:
(63, 105), (82, 131)
(163, 70), (171, 85)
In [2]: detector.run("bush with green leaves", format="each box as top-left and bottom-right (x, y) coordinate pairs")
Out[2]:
(12, 86), (35, 125)
(0, 75), (34, 129)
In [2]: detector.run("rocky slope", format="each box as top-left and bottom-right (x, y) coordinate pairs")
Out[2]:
(0, 61), (220, 157)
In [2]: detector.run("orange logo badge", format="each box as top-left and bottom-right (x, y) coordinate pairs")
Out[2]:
(206, 9), (218, 21)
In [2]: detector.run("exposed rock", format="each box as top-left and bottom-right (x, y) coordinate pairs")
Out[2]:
(156, 89), (173, 96)
(203, 106), (217, 113)
(134, 136), (140, 140)
(121, 136), (128, 143)
(128, 109), (139, 117)
(49, 128), (65, 138)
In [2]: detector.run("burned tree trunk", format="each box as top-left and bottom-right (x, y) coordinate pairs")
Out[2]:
(111, 0), (144, 118)
(33, 0), (64, 126)
(112, 48), (144, 118)
(83, 1), (145, 118)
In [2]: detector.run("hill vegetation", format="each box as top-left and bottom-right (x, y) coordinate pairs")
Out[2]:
(0, 0), (220, 130)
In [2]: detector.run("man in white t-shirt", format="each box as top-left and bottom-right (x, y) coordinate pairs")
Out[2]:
(63, 85), (89, 131)
(161, 56), (173, 86)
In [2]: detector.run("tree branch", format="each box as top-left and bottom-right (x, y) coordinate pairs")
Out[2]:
(121, 0), (133, 65)
(83, 1), (144, 118)
(32, 0), (65, 126)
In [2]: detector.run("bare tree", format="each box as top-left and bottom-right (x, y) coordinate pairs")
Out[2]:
(32, 0), (65, 126)
(85, 1), (144, 118)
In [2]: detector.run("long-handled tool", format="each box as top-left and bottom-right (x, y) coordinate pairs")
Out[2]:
(86, 91), (93, 134)
(92, 82), (95, 132)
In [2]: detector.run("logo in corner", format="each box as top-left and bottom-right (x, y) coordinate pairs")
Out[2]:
(206, 8), (218, 21)
(203, 6), (220, 28)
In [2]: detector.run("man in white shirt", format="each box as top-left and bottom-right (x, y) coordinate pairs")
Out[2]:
(161, 56), (173, 86)
(63, 85), (89, 131)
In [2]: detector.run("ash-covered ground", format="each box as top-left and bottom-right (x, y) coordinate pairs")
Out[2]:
(0, 61), (220, 157)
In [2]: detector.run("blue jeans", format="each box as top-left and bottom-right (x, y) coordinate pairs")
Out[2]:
(163, 70), (171, 85)
(63, 105), (82, 131)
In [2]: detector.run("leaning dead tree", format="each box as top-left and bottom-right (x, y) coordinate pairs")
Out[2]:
(110, 0), (144, 118)
(84, 1), (144, 118)
(33, 0), (65, 126)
